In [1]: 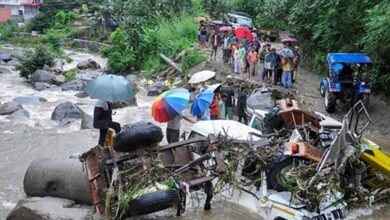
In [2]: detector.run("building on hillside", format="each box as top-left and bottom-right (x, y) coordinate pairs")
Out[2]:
(0, 0), (42, 23)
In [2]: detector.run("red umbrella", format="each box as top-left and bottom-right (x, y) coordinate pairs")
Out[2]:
(235, 27), (254, 42)
(219, 26), (233, 32)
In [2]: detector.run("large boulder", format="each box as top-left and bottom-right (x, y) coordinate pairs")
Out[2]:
(30, 70), (54, 84)
(14, 96), (47, 105)
(0, 51), (12, 62)
(6, 197), (95, 220)
(33, 82), (51, 91)
(61, 80), (84, 91)
(74, 91), (89, 98)
(52, 59), (65, 74)
(76, 59), (101, 70)
(52, 74), (66, 85)
(0, 101), (22, 115)
(6, 109), (30, 119)
(147, 81), (164, 96)
(51, 102), (82, 121)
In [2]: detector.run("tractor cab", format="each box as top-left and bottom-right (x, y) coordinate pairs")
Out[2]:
(320, 53), (372, 113)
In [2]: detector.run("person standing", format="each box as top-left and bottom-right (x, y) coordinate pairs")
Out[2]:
(93, 100), (121, 146)
(281, 56), (294, 89)
(209, 30), (221, 60)
(233, 43), (240, 74)
(238, 43), (246, 76)
(222, 32), (230, 63)
(166, 112), (196, 143)
(222, 81), (235, 120)
(237, 86), (248, 125)
(247, 46), (259, 79)
(218, 94), (227, 119)
(210, 93), (219, 120)
(199, 22), (208, 48)
(264, 47), (276, 83)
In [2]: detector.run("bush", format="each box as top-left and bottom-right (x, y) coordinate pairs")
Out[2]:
(16, 46), (55, 80)
(0, 21), (16, 41)
(182, 49), (206, 74)
(65, 68), (77, 82)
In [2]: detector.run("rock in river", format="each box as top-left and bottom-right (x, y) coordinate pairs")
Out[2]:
(51, 102), (82, 121)
(74, 91), (89, 98)
(33, 82), (51, 91)
(6, 197), (95, 220)
(0, 51), (12, 62)
(61, 80), (84, 91)
(14, 96), (47, 105)
(52, 74), (66, 85)
(76, 59), (101, 70)
(30, 70), (54, 84)
(6, 109), (30, 119)
(0, 101), (22, 115)
(147, 81), (164, 96)
(80, 112), (93, 130)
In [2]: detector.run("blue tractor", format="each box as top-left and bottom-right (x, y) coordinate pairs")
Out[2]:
(320, 53), (372, 113)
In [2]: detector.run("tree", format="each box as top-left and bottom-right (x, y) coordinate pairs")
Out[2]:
(16, 46), (55, 80)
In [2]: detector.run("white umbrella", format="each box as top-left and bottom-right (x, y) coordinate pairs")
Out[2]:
(277, 48), (295, 58)
(189, 70), (216, 84)
(206, 83), (222, 92)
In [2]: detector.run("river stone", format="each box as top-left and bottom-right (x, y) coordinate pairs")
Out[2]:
(76, 59), (101, 70)
(30, 70), (54, 84)
(0, 51), (12, 62)
(33, 82), (51, 91)
(6, 197), (95, 220)
(6, 59), (20, 66)
(147, 81), (164, 96)
(80, 112), (93, 130)
(52, 59), (65, 73)
(0, 101), (22, 115)
(51, 102), (82, 121)
(6, 109), (30, 119)
(14, 96), (47, 105)
(74, 91), (89, 98)
(61, 80), (84, 91)
(52, 74), (66, 85)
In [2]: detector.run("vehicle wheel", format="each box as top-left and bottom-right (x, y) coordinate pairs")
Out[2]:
(114, 122), (163, 152)
(262, 106), (284, 134)
(127, 190), (181, 216)
(325, 89), (337, 113)
(320, 82), (326, 97)
(361, 94), (370, 108)
(266, 158), (305, 191)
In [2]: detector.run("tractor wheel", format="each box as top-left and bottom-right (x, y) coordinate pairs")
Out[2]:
(320, 82), (326, 97)
(266, 158), (307, 191)
(325, 88), (337, 113)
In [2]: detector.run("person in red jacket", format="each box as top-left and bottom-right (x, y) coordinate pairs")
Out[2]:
(210, 93), (219, 120)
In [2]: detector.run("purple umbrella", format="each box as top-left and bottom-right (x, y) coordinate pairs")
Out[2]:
(282, 37), (297, 43)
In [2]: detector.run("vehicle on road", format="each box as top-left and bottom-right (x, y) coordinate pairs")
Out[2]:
(224, 12), (254, 29)
(320, 53), (372, 113)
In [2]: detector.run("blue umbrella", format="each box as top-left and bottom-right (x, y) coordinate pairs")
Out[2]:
(191, 90), (214, 116)
(84, 74), (135, 102)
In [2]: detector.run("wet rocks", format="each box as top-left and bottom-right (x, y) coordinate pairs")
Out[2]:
(30, 70), (54, 84)
(52, 59), (65, 74)
(52, 74), (66, 85)
(0, 51), (12, 62)
(76, 59), (101, 70)
(51, 102), (82, 121)
(14, 96), (47, 105)
(0, 101), (23, 115)
(6, 197), (95, 220)
(33, 82), (51, 91)
(61, 80), (84, 91)
(75, 91), (89, 98)
(6, 109), (30, 119)
(147, 81), (164, 96)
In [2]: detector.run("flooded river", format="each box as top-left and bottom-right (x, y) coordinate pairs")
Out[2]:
(0, 51), (389, 219)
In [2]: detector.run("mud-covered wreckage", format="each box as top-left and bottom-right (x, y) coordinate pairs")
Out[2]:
(9, 99), (390, 220)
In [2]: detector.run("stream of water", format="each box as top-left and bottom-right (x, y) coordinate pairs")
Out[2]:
(0, 51), (389, 219)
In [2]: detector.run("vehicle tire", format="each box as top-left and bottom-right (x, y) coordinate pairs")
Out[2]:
(126, 190), (181, 216)
(266, 157), (304, 191)
(262, 106), (284, 134)
(320, 82), (326, 97)
(324, 89), (337, 113)
(114, 121), (163, 152)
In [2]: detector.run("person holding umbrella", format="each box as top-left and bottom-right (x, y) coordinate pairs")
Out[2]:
(151, 88), (196, 143)
(84, 74), (135, 145)
(93, 100), (121, 146)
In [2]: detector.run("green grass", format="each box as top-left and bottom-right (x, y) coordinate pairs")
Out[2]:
(65, 68), (77, 82)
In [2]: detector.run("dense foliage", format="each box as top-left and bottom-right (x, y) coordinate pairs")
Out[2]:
(16, 46), (55, 80)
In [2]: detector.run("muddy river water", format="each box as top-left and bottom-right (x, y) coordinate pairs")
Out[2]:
(0, 51), (389, 219)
